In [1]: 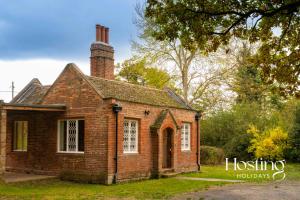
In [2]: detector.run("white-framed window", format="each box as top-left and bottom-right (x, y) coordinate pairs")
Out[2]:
(57, 119), (84, 153)
(13, 121), (28, 151)
(123, 119), (138, 153)
(181, 123), (191, 151)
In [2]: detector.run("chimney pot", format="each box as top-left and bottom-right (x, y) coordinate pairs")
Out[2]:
(105, 28), (109, 43)
(101, 26), (106, 42)
(96, 24), (102, 42)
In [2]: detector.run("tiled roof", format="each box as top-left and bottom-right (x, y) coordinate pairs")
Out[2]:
(10, 79), (50, 104)
(86, 75), (192, 110)
(11, 64), (193, 110)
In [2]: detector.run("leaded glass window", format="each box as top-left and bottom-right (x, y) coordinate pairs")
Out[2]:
(181, 123), (191, 151)
(123, 119), (138, 153)
(58, 119), (84, 153)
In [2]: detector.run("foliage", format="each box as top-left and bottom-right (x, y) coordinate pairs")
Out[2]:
(201, 98), (300, 161)
(200, 146), (224, 165)
(247, 125), (289, 160)
(133, 4), (236, 113)
(231, 42), (285, 108)
(201, 102), (269, 159)
(117, 57), (174, 90)
(145, 0), (300, 96)
(223, 134), (252, 160)
(283, 99), (300, 162)
(232, 43), (269, 104)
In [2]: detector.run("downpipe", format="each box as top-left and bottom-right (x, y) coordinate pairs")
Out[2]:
(195, 111), (202, 171)
(112, 103), (122, 184)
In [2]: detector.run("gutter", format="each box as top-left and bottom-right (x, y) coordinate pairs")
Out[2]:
(195, 111), (202, 171)
(112, 103), (122, 183)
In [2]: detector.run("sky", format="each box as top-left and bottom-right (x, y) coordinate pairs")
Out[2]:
(0, 0), (141, 102)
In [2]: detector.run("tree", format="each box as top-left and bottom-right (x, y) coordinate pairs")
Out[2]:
(230, 42), (285, 108)
(133, 4), (236, 113)
(281, 99), (300, 162)
(145, 0), (300, 96)
(201, 102), (271, 160)
(247, 125), (289, 160)
(117, 57), (174, 89)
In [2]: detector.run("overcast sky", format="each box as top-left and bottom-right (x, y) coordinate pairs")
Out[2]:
(0, 0), (140, 102)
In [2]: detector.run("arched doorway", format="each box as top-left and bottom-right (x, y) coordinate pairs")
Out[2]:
(162, 128), (173, 169)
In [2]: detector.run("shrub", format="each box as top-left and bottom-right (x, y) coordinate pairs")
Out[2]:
(200, 146), (225, 165)
(247, 125), (289, 160)
(224, 133), (252, 160)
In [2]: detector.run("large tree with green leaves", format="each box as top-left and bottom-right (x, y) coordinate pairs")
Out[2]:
(133, 4), (236, 113)
(116, 57), (174, 90)
(145, 0), (300, 97)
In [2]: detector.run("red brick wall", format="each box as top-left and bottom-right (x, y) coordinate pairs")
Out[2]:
(6, 111), (86, 175)
(106, 100), (199, 182)
(42, 65), (110, 182)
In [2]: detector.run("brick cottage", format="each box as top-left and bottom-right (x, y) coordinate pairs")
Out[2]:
(0, 25), (201, 184)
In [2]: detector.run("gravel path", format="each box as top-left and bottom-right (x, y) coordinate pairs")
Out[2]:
(176, 177), (245, 183)
(171, 181), (300, 200)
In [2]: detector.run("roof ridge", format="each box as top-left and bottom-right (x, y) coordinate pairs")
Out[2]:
(10, 78), (42, 104)
(86, 75), (167, 93)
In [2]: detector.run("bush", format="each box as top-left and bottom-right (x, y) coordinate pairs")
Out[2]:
(200, 146), (225, 165)
(224, 133), (252, 160)
(247, 125), (289, 160)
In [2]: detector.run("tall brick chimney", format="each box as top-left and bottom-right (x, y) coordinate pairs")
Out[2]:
(90, 24), (114, 79)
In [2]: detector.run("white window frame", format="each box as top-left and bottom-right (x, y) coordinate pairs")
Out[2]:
(181, 122), (191, 151)
(57, 119), (84, 154)
(123, 119), (139, 154)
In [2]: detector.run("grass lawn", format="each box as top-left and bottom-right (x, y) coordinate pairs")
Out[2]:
(0, 177), (228, 200)
(184, 162), (300, 183)
(0, 163), (299, 199)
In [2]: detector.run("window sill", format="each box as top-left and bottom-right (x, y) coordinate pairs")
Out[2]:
(181, 150), (191, 153)
(56, 151), (84, 155)
(12, 150), (27, 153)
(123, 152), (139, 155)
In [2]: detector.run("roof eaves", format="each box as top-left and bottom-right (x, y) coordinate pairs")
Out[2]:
(103, 97), (193, 110)
(165, 88), (197, 111)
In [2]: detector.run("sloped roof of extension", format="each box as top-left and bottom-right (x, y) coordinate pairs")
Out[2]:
(10, 79), (50, 104)
(11, 63), (194, 110)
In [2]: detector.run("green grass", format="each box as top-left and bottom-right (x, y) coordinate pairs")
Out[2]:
(184, 163), (300, 183)
(1, 163), (299, 199)
(0, 177), (228, 200)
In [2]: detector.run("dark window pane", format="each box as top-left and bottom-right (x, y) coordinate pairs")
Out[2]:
(78, 120), (84, 152)
(13, 122), (18, 150)
(59, 121), (67, 151)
